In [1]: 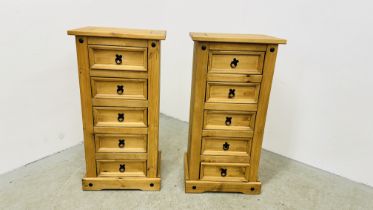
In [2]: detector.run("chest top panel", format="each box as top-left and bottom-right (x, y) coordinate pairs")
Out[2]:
(68, 26), (166, 40)
(190, 32), (286, 44)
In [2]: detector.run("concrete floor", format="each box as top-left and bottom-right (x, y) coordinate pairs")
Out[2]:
(1, 115), (372, 210)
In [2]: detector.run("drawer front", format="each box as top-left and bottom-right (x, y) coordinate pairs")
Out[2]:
(97, 160), (146, 177)
(95, 134), (147, 153)
(208, 51), (264, 75)
(93, 107), (147, 127)
(200, 162), (249, 182)
(89, 45), (147, 71)
(206, 82), (260, 104)
(91, 77), (147, 100)
(203, 110), (256, 131)
(201, 137), (251, 156)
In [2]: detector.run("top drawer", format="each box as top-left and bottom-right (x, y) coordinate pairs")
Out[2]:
(88, 45), (147, 72)
(208, 51), (265, 75)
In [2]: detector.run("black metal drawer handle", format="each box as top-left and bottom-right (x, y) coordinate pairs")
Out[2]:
(119, 164), (126, 172)
(230, 58), (239, 68)
(115, 54), (122, 64)
(117, 85), (124, 95)
(228, 89), (235, 98)
(220, 168), (227, 177)
(223, 142), (230, 151)
(118, 139), (125, 148)
(225, 117), (232, 126)
(117, 113), (125, 122)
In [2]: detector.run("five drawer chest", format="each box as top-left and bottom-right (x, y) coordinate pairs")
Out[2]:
(68, 26), (166, 191)
(184, 33), (286, 194)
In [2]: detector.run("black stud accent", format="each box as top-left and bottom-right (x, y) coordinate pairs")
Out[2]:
(201, 45), (206, 50)
(192, 186), (197, 190)
(151, 42), (156, 48)
(78, 38), (84, 43)
(88, 183), (93, 187)
(251, 187), (255, 191)
(270, 48), (275, 52)
(150, 183), (154, 187)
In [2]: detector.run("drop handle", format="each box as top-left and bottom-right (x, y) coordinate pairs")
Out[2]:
(230, 58), (239, 68)
(225, 117), (232, 126)
(220, 168), (227, 177)
(117, 113), (125, 122)
(223, 142), (230, 151)
(119, 164), (126, 172)
(115, 54), (123, 64)
(118, 139), (125, 148)
(228, 89), (235, 98)
(117, 85), (124, 95)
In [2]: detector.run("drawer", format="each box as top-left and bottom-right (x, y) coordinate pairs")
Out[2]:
(206, 82), (260, 104)
(208, 51), (264, 75)
(200, 162), (249, 182)
(95, 134), (147, 153)
(93, 107), (147, 127)
(201, 137), (251, 156)
(203, 110), (256, 131)
(97, 160), (146, 177)
(88, 45), (147, 71)
(91, 77), (147, 100)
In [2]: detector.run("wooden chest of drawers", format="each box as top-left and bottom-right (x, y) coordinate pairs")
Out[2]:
(68, 26), (166, 191)
(184, 33), (286, 194)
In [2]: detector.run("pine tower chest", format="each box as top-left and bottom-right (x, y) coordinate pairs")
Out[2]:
(68, 27), (166, 191)
(184, 33), (286, 194)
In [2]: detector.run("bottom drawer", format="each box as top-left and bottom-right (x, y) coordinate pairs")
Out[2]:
(200, 162), (249, 182)
(97, 160), (146, 177)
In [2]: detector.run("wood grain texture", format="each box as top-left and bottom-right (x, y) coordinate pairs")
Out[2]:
(203, 110), (256, 131)
(91, 77), (147, 101)
(93, 107), (147, 128)
(204, 102), (257, 112)
(201, 136), (251, 157)
(187, 42), (209, 180)
(69, 27), (165, 190)
(93, 127), (148, 134)
(208, 51), (265, 75)
(185, 34), (285, 194)
(200, 155), (250, 163)
(74, 36), (96, 177)
(200, 162), (249, 182)
(88, 45), (147, 72)
(207, 74), (262, 83)
(147, 40), (160, 178)
(184, 153), (261, 194)
(206, 82), (260, 104)
(190, 32), (286, 44)
(96, 160), (147, 177)
(95, 134), (147, 153)
(90, 70), (148, 79)
(249, 44), (279, 182)
(88, 37), (147, 47)
(82, 177), (161, 191)
(68, 26), (166, 40)
(185, 180), (261, 194)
